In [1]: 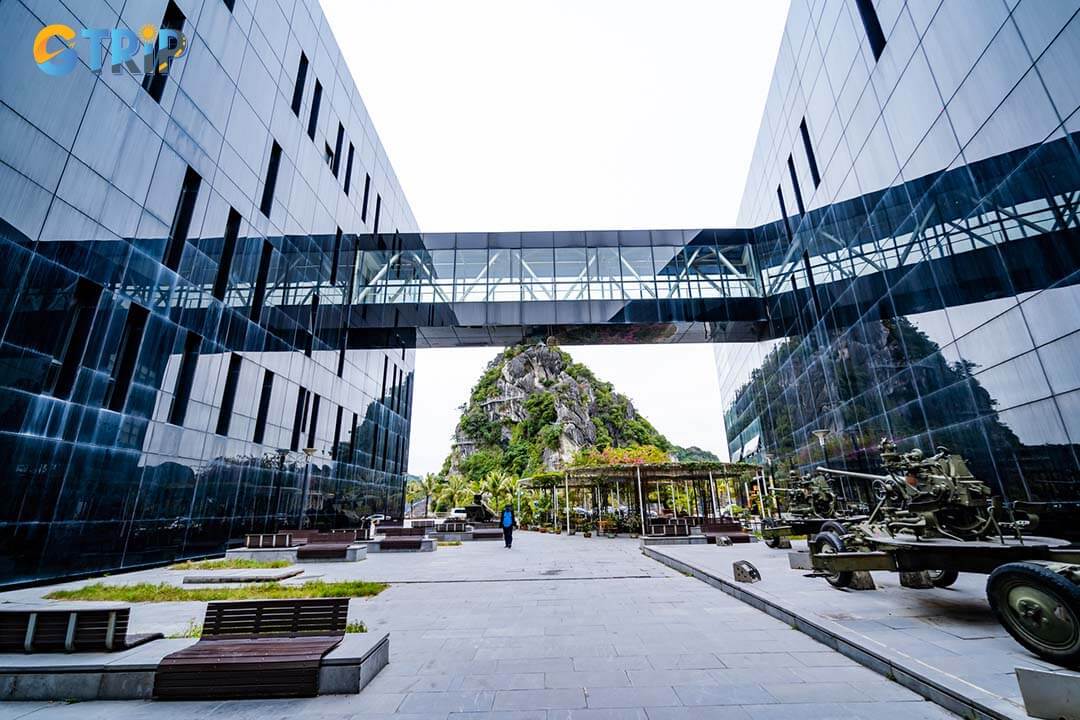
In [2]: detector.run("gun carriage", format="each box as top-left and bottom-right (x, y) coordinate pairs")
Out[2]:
(800, 441), (1080, 667)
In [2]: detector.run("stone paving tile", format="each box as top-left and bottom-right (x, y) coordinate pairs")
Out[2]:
(0, 704), (52, 720)
(673, 683), (778, 706)
(448, 712), (546, 720)
(477, 645), (616, 660)
(456, 673), (547, 691)
(584, 686), (681, 708)
(497, 657), (576, 674)
(404, 674), (462, 692)
(791, 652), (860, 667)
(706, 667), (804, 685)
(342, 692), (407, 714)
(627, 668), (716, 686)
(848, 680), (924, 702)
(788, 665), (884, 684)
(398, 690), (495, 714)
(646, 653), (726, 669)
(549, 710), (649, 720)
(571, 655), (652, 671)
(365, 673), (429, 693)
(490, 688), (587, 711)
(844, 701), (960, 719)
(714, 652), (804, 668)
(544, 624), (607, 636)
(739, 702), (857, 719)
(644, 707), (752, 720)
(761, 682), (889, 704)
(544, 670), (630, 688)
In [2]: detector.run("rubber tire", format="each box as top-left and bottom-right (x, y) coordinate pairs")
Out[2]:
(819, 520), (848, 536)
(812, 531), (853, 589)
(987, 562), (1080, 668)
(927, 569), (959, 588)
(764, 536), (781, 549)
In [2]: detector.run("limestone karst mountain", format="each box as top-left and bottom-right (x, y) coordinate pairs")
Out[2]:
(443, 343), (706, 480)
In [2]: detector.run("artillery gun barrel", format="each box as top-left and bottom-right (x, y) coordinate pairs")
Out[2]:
(815, 467), (888, 482)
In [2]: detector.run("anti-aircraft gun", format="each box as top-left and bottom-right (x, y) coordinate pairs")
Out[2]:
(760, 470), (868, 549)
(800, 440), (1080, 668)
(815, 440), (1011, 543)
(776, 471), (838, 518)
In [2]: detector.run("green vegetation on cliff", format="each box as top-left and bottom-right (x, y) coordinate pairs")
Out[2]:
(445, 343), (673, 482)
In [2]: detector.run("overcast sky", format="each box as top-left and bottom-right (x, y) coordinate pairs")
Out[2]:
(321, 0), (790, 475)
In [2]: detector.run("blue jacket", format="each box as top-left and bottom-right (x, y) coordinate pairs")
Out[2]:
(501, 510), (514, 528)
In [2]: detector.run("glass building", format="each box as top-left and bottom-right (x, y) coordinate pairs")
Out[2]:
(0, 0), (417, 586)
(718, 0), (1080, 535)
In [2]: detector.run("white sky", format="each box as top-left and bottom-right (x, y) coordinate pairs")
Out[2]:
(321, 0), (791, 475)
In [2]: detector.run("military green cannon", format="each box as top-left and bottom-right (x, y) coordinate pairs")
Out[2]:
(761, 470), (867, 549)
(802, 440), (1080, 667)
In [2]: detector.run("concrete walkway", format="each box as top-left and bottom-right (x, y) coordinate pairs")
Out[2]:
(0, 533), (957, 719)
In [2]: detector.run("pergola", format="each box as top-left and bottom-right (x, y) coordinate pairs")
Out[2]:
(522, 461), (760, 534)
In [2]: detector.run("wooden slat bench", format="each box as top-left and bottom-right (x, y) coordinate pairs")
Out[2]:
(648, 522), (692, 537)
(153, 598), (349, 700)
(702, 519), (752, 544)
(0, 606), (162, 653)
(380, 527), (425, 538)
(378, 537), (423, 551)
(244, 533), (292, 548)
(332, 527), (371, 541)
(296, 542), (354, 560)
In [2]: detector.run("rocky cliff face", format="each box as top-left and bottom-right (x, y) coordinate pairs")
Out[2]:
(445, 343), (672, 478)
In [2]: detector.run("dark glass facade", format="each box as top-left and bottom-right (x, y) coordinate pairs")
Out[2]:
(719, 0), (1080, 532)
(0, 0), (416, 586)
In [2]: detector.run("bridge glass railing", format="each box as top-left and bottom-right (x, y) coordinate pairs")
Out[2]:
(350, 233), (761, 306)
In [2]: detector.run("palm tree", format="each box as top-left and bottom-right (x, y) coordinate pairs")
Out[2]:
(405, 480), (423, 515)
(437, 475), (473, 510)
(417, 473), (442, 517)
(477, 470), (519, 514)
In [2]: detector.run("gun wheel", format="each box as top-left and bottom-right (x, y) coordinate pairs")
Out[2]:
(987, 562), (1080, 667)
(819, 520), (848, 536)
(927, 569), (959, 588)
(812, 531), (853, 589)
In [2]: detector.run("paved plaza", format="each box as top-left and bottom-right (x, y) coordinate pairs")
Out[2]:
(0, 532), (958, 719)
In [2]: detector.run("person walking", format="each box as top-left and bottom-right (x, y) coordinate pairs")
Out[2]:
(500, 504), (516, 549)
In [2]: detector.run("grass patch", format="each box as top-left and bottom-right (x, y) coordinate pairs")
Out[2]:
(345, 621), (367, 633)
(168, 621), (203, 639)
(45, 580), (388, 603)
(438, 540), (462, 547)
(168, 559), (291, 570)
